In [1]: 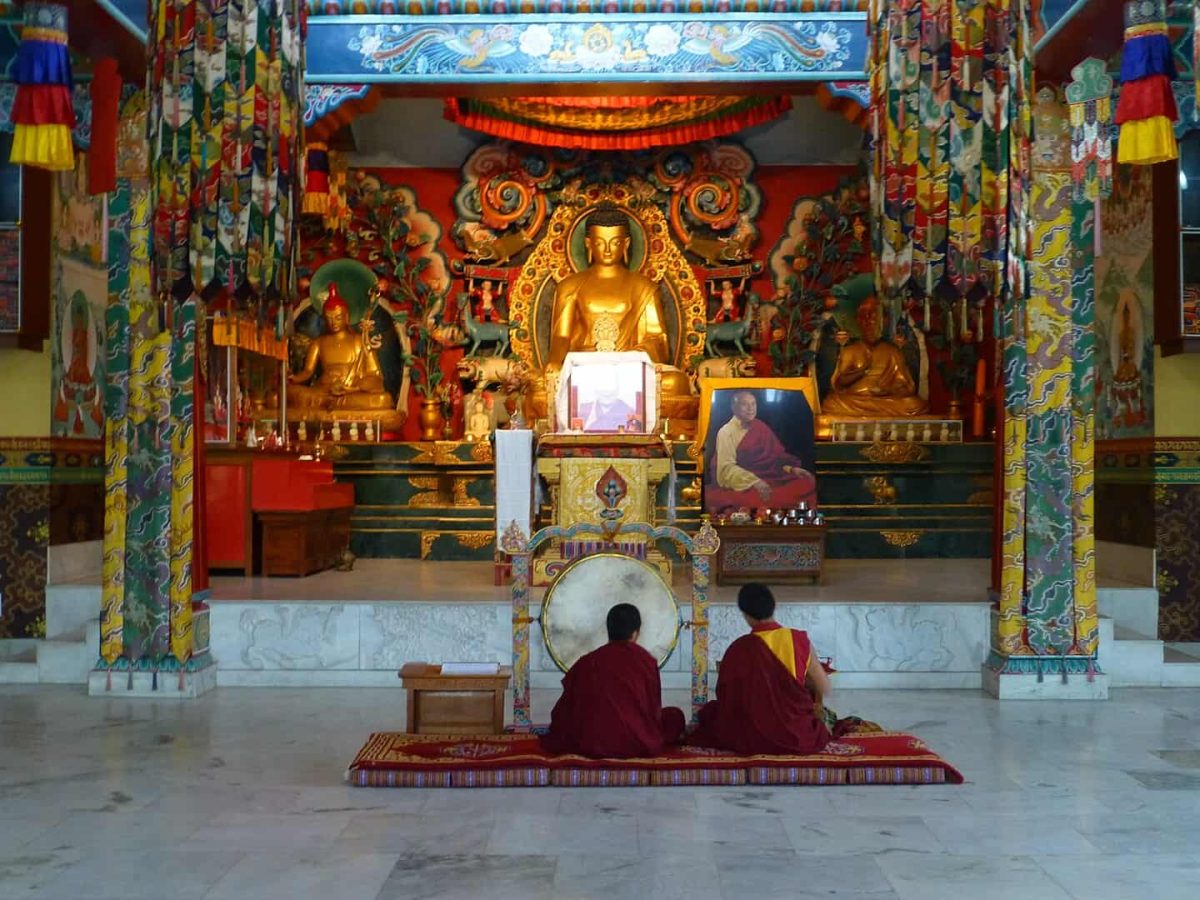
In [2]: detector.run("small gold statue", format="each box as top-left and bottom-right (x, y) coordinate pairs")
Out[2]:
(822, 295), (928, 418)
(526, 207), (691, 421)
(288, 283), (404, 431)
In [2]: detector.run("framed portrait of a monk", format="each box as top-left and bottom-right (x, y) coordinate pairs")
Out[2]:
(695, 377), (820, 515)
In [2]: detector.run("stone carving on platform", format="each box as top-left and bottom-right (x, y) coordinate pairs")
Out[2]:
(362, 604), (506, 669)
(223, 605), (359, 670)
(836, 605), (983, 673)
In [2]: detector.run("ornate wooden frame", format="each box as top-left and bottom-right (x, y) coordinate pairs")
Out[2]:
(508, 186), (707, 374)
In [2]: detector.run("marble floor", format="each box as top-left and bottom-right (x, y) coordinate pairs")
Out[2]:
(3, 687), (1200, 900)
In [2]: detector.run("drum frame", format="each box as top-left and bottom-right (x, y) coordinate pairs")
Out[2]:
(539, 552), (682, 673)
(503, 517), (722, 731)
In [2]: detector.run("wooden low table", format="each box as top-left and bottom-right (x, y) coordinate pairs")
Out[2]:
(398, 663), (513, 735)
(715, 523), (827, 585)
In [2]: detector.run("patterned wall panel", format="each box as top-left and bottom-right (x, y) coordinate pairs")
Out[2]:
(0, 437), (103, 637)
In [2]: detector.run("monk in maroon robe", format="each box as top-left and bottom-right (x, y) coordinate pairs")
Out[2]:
(706, 391), (817, 513)
(689, 583), (832, 755)
(541, 603), (686, 758)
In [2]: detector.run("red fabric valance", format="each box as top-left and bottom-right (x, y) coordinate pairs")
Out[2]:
(443, 95), (792, 151)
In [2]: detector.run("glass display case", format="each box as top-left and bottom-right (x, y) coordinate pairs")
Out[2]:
(204, 312), (288, 447)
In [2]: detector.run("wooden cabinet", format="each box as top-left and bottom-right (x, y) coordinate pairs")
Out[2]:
(715, 524), (827, 585)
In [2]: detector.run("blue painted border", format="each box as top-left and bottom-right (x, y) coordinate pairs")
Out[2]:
(306, 13), (868, 84)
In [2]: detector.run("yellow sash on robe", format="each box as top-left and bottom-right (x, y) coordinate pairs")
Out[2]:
(754, 627), (803, 680)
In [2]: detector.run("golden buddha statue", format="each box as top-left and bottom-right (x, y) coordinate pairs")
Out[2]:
(822, 295), (928, 418)
(526, 207), (691, 422)
(288, 283), (404, 431)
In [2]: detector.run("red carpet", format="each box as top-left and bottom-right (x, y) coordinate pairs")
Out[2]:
(346, 731), (963, 788)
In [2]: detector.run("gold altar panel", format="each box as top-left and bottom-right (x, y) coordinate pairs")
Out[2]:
(555, 458), (656, 530)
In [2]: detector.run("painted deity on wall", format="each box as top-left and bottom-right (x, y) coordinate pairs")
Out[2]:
(50, 155), (108, 439)
(1095, 164), (1155, 440)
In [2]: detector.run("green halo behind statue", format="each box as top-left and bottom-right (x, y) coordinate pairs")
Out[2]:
(309, 258), (378, 325)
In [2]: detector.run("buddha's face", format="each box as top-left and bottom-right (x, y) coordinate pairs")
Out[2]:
(325, 304), (348, 333)
(858, 300), (883, 344)
(586, 224), (631, 267)
(732, 392), (758, 423)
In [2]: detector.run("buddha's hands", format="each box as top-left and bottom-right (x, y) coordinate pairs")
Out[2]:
(752, 479), (772, 501)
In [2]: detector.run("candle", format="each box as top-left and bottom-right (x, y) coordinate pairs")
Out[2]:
(972, 357), (986, 439)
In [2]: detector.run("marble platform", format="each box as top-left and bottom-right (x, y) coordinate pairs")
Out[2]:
(208, 559), (993, 691)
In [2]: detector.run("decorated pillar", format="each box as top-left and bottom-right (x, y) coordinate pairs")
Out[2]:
(869, 2), (1102, 698)
(93, 1), (306, 696)
(985, 88), (1102, 697)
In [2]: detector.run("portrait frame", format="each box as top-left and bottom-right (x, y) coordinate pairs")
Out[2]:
(566, 359), (649, 434)
(694, 376), (821, 515)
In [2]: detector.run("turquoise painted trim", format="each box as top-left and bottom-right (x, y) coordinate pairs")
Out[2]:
(95, 0), (148, 44)
(1034, 0), (1091, 55)
(985, 650), (1101, 674)
(94, 651), (215, 672)
(307, 13), (868, 85)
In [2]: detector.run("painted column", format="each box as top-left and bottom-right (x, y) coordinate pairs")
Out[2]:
(983, 87), (1103, 697)
(94, 0), (306, 695)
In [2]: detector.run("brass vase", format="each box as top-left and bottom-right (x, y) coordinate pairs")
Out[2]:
(947, 397), (964, 420)
(418, 397), (444, 441)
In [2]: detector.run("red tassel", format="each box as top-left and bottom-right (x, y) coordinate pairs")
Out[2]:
(88, 57), (120, 194)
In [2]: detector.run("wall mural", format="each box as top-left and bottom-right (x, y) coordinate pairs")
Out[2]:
(50, 155), (108, 439)
(1094, 164), (1155, 440)
(307, 14), (867, 83)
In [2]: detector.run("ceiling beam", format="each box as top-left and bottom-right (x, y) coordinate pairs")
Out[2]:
(65, 0), (145, 83)
(1035, 0), (1122, 83)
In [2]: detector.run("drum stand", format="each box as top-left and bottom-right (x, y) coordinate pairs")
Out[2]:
(501, 517), (721, 731)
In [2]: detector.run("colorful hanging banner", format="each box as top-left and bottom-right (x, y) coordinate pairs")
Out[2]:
(8, 3), (75, 171)
(149, 0), (307, 299)
(1066, 57), (1115, 202)
(1114, 0), (1178, 165)
(868, 0), (1033, 304)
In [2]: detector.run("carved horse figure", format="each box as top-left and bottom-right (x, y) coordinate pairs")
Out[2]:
(703, 294), (759, 357)
(463, 301), (510, 357)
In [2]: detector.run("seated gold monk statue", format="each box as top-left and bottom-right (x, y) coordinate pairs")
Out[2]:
(527, 207), (692, 422)
(822, 295), (928, 418)
(289, 283), (404, 431)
